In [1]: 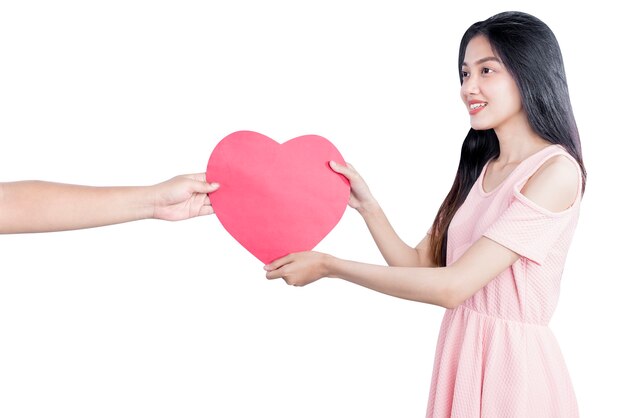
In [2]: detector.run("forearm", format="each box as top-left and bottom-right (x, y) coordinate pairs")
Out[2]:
(0, 181), (155, 233)
(321, 237), (521, 308)
(359, 203), (424, 267)
(325, 255), (455, 308)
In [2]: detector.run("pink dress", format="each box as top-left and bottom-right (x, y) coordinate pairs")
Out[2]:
(426, 145), (581, 417)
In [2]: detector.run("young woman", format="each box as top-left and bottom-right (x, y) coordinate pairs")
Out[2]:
(264, 11), (585, 417)
(0, 173), (219, 233)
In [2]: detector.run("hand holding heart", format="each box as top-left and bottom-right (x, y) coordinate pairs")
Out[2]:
(264, 251), (333, 286)
(328, 161), (379, 214)
(152, 173), (220, 221)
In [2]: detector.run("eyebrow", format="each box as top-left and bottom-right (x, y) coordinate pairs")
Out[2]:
(461, 56), (502, 67)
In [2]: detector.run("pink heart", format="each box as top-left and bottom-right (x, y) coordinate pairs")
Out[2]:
(206, 131), (350, 264)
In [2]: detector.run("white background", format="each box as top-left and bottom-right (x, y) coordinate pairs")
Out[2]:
(1, 1), (623, 417)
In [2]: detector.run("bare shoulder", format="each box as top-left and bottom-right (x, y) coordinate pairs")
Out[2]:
(521, 154), (580, 212)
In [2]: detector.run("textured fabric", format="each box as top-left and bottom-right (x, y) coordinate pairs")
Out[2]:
(426, 145), (581, 417)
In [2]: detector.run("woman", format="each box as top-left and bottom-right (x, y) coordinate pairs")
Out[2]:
(264, 11), (585, 417)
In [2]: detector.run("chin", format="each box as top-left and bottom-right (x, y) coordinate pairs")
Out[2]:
(469, 121), (494, 130)
(470, 123), (493, 131)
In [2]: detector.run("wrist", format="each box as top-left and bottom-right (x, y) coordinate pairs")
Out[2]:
(357, 199), (382, 217)
(323, 253), (340, 278)
(138, 185), (158, 220)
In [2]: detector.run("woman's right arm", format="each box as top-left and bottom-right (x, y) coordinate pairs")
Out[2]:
(330, 161), (436, 268)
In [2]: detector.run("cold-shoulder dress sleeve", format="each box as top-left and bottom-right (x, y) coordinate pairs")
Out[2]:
(483, 182), (580, 265)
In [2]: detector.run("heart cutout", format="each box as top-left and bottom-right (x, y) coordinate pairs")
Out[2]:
(206, 131), (350, 264)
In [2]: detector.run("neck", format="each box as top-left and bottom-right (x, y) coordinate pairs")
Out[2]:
(493, 113), (551, 164)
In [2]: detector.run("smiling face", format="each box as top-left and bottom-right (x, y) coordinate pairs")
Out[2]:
(460, 35), (525, 132)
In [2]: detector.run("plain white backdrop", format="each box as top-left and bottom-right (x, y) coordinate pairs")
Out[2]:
(1, 1), (623, 417)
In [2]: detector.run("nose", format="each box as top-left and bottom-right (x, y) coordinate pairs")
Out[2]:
(460, 74), (479, 99)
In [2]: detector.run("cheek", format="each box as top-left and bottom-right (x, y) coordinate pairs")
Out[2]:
(500, 80), (523, 109)
(502, 91), (523, 115)
(485, 80), (522, 112)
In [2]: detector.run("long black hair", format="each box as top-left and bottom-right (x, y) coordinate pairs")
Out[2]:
(430, 11), (587, 266)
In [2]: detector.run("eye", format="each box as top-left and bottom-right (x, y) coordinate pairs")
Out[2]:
(481, 67), (494, 75)
(461, 70), (469, 78)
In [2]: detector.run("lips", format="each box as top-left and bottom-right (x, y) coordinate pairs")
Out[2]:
(468, 101), (487, 115)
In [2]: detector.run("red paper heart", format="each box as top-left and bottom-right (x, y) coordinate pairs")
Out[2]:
(206, 131), (350, 264)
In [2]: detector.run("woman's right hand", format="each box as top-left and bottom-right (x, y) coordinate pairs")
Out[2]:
(330, 161), (379, 214)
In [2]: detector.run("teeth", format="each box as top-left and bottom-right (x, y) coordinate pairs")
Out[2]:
(470, 103), (487, 110)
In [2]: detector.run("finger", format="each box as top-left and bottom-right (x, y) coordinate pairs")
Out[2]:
(178, 173), (220, 193)
(329, 160), (358, 180)
(192, 179), (220, 194)
(263, 254), (293, 272)
(200, 194), (214, 210)
(198, 205), (215, 216)
(265, 268), (286, 280)
(205, 182), (220, 193)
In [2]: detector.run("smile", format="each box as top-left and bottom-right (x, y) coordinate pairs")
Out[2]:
(469, 102), (487, 115)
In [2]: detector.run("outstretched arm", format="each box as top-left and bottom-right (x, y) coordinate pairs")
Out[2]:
(265, 237), (518, 308)
(0, 173), (219, 234)
(331, 161), (435, 268)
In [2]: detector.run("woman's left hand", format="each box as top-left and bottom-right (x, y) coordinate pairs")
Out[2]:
(264, 251), (333, 286)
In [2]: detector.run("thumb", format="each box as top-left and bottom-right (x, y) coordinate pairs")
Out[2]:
(205, 182), (220, 193)
(194, 180), (220, 194)
(329, 160), (357, 180)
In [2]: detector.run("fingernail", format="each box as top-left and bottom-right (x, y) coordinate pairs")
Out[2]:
(263, 265), (270, 271)
(210, 182), (219, 188)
